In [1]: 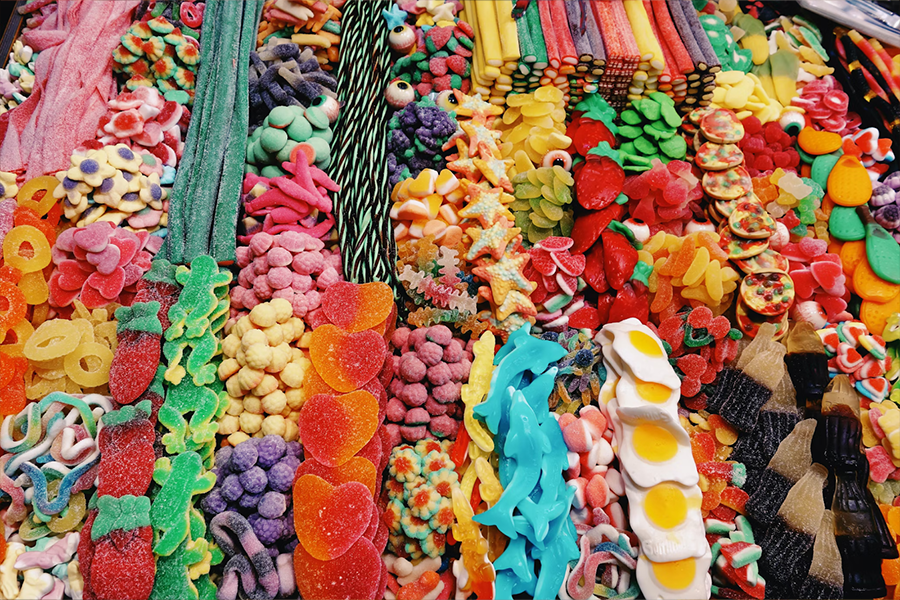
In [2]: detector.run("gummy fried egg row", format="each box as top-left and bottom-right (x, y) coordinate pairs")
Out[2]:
(597, 319), (712, 600)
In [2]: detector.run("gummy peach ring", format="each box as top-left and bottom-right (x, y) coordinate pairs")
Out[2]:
(15, 176), (59, 217)
(64, 342), (113, 388)
(0, 320), (33, 357)
(23, 320), (80, 361)
(3, 226), (51, 273)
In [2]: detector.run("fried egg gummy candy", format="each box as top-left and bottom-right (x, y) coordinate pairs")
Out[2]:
(598, 319), (711, 599)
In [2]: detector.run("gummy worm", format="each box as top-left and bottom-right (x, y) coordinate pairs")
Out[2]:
(210, 512), (279, 599)
(20, 447), (100, 515)
(0, 454), (27, 524)
(6, 417), (67, 476)
(1, 404), (43, 455)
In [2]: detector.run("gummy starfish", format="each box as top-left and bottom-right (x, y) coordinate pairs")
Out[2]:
(429, 2), (456, 26)
(461, 118), (502, 160)
(446, 138), (480, 181)
(493, 289), (538, 321)
(467, 220), (521, 261)
(458, 185), (514, 228)
(472, 252), (536, 305)
(452, 90), (504, 121)
(474, 149), (514, 192)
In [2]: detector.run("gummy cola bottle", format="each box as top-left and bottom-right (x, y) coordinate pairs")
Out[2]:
(822, 375), (894, 598)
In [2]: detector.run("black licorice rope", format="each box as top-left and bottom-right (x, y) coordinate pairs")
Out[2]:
(329, 0), (399, 289)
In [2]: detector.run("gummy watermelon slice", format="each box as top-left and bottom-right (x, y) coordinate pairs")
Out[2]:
(536, 236), (574, 252)
(527, 247), (557, 276)
(550, 252), (586, 276)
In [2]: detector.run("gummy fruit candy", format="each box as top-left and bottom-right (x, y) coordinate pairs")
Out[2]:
(298, 391), (379, 467)
(293, 474), (373, 561)
(321, 282), (394, 333)
(309, 325), (387, 393)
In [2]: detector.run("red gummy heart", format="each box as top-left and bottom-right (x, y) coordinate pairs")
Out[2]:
(56, 260), (90, 292)
(87, 268), (126, 301)
(809, 261), (843, 291)
(110, 233), (140, 268)
(299, 391), (379, 467)
(790, 268), (817, 299)
(815, 293), (848, 319)
(293, 474), (373, 561)
(321, 282), (394, 333)
(294, 457), (377, 496)
(294, 536), (381, 600)
(309, 325), (387, 392)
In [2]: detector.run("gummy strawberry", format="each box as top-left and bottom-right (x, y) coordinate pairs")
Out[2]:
(90, 523), (155, 600)
(134, 259), (180, 330)
(575, 155), (624, 210)
(98, 401), (155, 498)
(607, 282), (649, 324)
(572, 119), (617, 156)
(582, 241), (608, 293)
(568, 306), (600, 330)
(570, 203), (624, 254)
(109, 302), (162, 405)
(601, 231), (637, 291)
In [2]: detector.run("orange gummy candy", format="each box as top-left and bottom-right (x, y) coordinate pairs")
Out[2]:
(309, 324), (387, 393)
(691, 432), (716, 463)
(397, 571), (441, 600)
(298, 391), (379, 467)
(14, 206), (56, 246)
(294, 456), (377, 496)
(293, 474), (374, 560)
(650, 276), (673, 314)
(299, 363), (338, 404)
(696, 231), (730, 263)
(321, 282), (395, 333)
(884, 559), (900, 587)
(658, 237), (696, 277)
(0, 280), (27, 334)
(0, 355), (27, 416)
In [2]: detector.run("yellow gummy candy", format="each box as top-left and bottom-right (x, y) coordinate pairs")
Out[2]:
(474, 457), (503, 505)
(705, 260), (724, 302)
(24, 320), (80, 361)
(16, 176), (59, 217)
(861, 409), (878, 448)
(461, 331), (496, 453)
(683, 247), (710, 287)
(3, 226), (51, 274)
(64, 342), (113, 388)
(18, 271), (48, 305)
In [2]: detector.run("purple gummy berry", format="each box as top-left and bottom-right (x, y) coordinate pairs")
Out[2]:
(267, 462), (295, 493)
(221, 474), (244, 502)
(238, 492), (263, 510)
(257, 436), (286, 469)
(279, 454), (300, 473)
(249, 514), (284, 547)
(239, 466), (268, 495)
(231, 440), (259, 472)
(875, 204), (900, 230)
(214, 446), (234, 471)
(201, 489), (229, 514)
(285, 441), (303, 458)
(258, 492), (287, 519)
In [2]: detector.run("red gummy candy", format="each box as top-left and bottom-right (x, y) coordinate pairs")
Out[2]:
(299, 391), (380, 467)
(572, 119), (617, 156)
(570, 202), (623, 254)
(109, 329), (161, 405)
(582, 241), (608, 293)
(309, 325), (387, 393)
(607, 282), (648, 324)
(601, 231), (637, 291)
(575, 155), (624, 210)
(720, 486), (749, 514)
(321, 282), (394, 333)
(691, 432), (716, 463)
(568, 306), (600, 330)
(294, 536), (382, 600)
(742, 116), (762, 135)
(293, 474), (373, 560)
(686, 306), (713, 328)
(677, 354), (707, 378)
(97, 414), (155, 498)
(90, 525), (155, 600)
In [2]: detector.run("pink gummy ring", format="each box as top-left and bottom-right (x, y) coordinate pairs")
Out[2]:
(290, 143), (316, 166)
(822, 91), (848, 113)
(180, 2), (204, 28)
